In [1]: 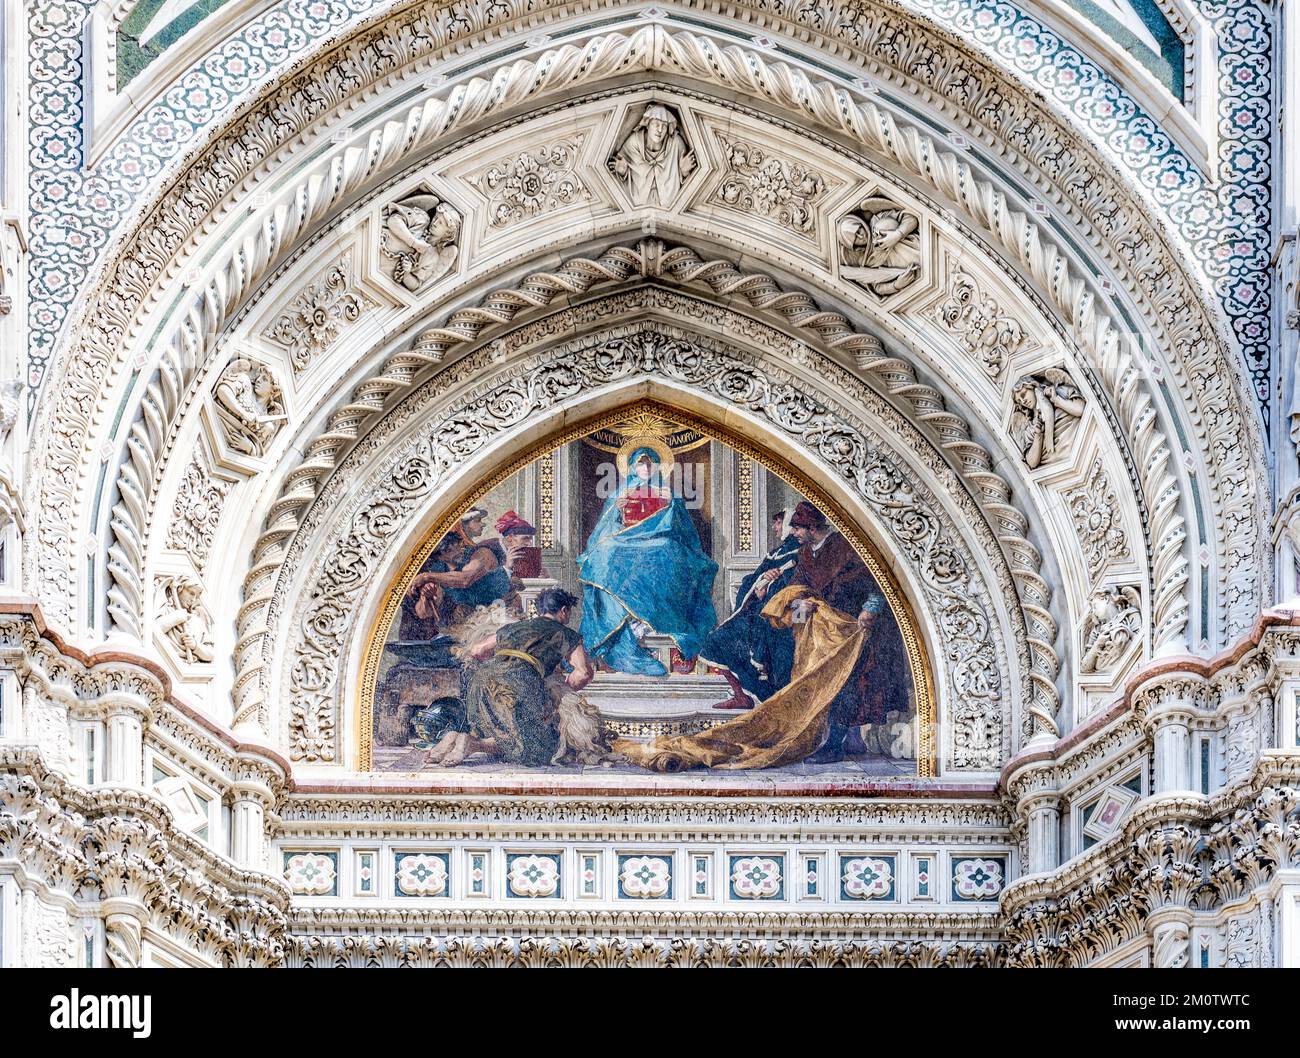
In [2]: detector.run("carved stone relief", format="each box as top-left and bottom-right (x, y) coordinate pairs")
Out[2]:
(473, 140), (590, 228)
(935, 271), (1029, 381)
(1080, 585), (1141, 674)
(0, 378), (23, 445)
(156, 575), (215, 665)
(22, 12), (1258, 662)
(1009, 369), (1085, 469)
(1068, 459), (1131, 582)
(380, 191), (462, 292)
(281, 319), (1010, 771)
(1151, 921), (1190, 968)
(167, 452), (231, 572)
(609, 102), (696, 207)
(262, 255), (371, 373)
(211, 358), (285, 460)
(712, 135), (826, 236)
(837, 195), (923, 298)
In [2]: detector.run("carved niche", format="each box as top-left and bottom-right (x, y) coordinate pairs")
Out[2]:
(1080, 585), (1141, 674)
(210, 358), (285, 461)
(837, 194), (923, 298)
(156, 575), (215, 665)
(608, 102), (697, 207)
(380, 189), (463, 292)
(1009, 368), (1085, 469)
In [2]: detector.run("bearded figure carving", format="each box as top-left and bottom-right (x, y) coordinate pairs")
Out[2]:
(1080, 585), (1142, 674)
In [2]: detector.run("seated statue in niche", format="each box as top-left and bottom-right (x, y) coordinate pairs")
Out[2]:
(577, 446), (718, 676)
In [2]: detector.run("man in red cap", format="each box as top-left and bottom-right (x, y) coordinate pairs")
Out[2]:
(751, 500), (906, 763)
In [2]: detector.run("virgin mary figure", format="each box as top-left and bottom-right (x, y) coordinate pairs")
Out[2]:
(578, 444), (718, 676)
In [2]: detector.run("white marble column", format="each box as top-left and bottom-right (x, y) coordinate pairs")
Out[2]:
(1024, 795), (1060, 875)
(104, 703), (148, 787)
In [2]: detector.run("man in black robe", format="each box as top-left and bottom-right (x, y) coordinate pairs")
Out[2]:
(751, 501), (910, 762)
(702, 510), (800, 709)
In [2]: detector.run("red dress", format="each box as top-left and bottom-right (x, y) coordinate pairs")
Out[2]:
(616, 487), (669, 526)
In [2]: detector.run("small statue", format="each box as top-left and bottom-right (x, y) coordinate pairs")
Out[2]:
(381, 193), (462, 292)
(158, 577), (215, 665)
(213, 359), (284, 458)
(1080, 585), (1141, 673)
(1009, 368), (1086, 468)
(609, 103), (696, 207)
(838, 197), (922, 296)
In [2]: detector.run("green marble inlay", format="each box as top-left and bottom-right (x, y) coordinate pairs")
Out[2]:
(1063, 0), (1184, 99)
(117, 0), (235, 90)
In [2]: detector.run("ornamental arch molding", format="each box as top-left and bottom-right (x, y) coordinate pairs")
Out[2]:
(214, 241), (1157, 752)
(89, 96), (1154, 739)
(26, 10), (1265, 668)
(266, 313), (1021, 774)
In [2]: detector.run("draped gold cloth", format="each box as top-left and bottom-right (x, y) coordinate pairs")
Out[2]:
(614, 585), (865, 771)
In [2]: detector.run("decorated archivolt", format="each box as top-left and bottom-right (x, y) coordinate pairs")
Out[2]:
(227, 244), (1069, 759)
(273, 316), (1017, 771)
(26, 11), (1261, 661)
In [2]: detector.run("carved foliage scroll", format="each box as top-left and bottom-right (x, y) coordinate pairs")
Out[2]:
(286, 327), (1006, 769)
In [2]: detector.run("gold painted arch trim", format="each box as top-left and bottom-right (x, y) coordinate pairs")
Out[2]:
(357, 399), (936, 778)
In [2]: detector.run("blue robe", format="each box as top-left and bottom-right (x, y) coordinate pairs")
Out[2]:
(578, 481), (718, 676)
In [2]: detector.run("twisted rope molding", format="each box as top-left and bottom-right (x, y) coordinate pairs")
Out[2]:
(229, 241), (1061, 741)
(50, 21), (1232, 656)
(77, 31), (1173, 730)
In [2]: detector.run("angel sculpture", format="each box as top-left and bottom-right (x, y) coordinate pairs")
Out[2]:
(1009, 369), (1086, 469)
(837, 198), (922, 296)
(1080, 585), (1141, 673)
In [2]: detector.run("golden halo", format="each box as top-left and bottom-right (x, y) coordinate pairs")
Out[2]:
(615, 436), (675, 480)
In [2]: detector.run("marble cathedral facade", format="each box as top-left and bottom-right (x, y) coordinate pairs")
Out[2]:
(0, 0), (1297, 969)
